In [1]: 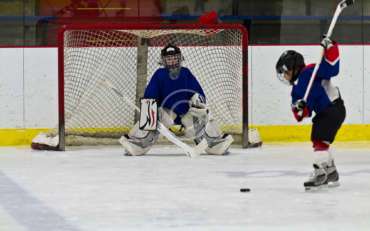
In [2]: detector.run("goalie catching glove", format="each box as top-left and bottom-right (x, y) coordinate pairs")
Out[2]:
(188, 93), (209, 118)
(181, 93), (209, 139)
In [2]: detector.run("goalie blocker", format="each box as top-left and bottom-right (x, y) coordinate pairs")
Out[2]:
(139, 98), (158, 131)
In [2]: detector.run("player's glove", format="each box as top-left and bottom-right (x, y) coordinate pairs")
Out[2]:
(294, 99), (306, 110)
(320, 35), (333, 49)
(292, 99), (310, 122)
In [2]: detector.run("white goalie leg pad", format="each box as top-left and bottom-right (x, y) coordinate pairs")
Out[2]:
(181, 110), (208, 140)
(204, 119), (234, 155)
(182, 110), (233, 155)
(206, 134), (234, 155)
(119, 122), (159, 156)
(119, 135), (151, 156)
(159, 108), (177, 128)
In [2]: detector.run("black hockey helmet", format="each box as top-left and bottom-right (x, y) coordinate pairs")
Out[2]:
(161, 44), (181, 57)
(276, 50), (305, 85)
(160, 44), (183, 79)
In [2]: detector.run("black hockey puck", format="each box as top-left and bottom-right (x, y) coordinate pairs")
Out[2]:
(240, 188), (251, 192)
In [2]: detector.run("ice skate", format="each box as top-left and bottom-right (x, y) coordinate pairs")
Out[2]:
(304, 164), (328, 191)
(326, 160), (340, 187)
(205, 134), (234, 155)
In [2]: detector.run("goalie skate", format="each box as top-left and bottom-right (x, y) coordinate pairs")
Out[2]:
(205, 134), (234, 155)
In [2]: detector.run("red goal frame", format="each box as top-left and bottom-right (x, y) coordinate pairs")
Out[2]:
(57, 23), (250, 150)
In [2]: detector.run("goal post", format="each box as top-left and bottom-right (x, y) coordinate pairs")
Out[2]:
(32, 23), (255, 150)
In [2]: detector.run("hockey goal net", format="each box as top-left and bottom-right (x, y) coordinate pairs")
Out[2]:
(32, 23), (251, 150)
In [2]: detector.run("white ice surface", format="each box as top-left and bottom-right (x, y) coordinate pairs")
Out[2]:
(0, 143), (370, 231)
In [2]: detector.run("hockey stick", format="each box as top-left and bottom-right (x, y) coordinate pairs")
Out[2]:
(303, 0), (354, 102)
(100, 79), (207, 158)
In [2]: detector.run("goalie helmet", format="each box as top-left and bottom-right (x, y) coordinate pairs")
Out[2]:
(161, 44), (183, 79)
(276, 50), (305, 85)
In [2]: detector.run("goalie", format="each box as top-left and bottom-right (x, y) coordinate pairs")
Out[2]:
(120, 44), (234, 156)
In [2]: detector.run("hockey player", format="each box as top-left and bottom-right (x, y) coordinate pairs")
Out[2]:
(275, 36), (346, 190)
(120, 44), (233, 156)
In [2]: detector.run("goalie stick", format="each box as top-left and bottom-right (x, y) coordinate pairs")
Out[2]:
(100, 79), (208, 158)
(302, 0), (354, 102)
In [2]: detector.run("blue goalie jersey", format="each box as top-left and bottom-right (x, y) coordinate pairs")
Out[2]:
(144, 67), (206, 124)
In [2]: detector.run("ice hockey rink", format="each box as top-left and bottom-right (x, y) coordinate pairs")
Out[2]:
(0, 142), (369, 231)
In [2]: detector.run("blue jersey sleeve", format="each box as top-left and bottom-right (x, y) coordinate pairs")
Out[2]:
(144, 70), (161, 99)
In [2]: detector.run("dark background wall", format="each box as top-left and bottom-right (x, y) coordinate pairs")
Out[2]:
(0, 0), (366, 46)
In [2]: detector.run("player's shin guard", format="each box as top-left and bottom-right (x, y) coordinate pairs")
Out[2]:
(119, 123), (159, 156)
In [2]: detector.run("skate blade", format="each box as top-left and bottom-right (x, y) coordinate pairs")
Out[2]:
(304, 184), (328, 192)
(328, 181), (340, 188)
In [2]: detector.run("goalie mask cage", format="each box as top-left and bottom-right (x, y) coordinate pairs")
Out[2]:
(34, 23), (251, 150)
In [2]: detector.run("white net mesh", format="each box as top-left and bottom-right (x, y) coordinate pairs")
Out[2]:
(60, 26), (244, 145)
